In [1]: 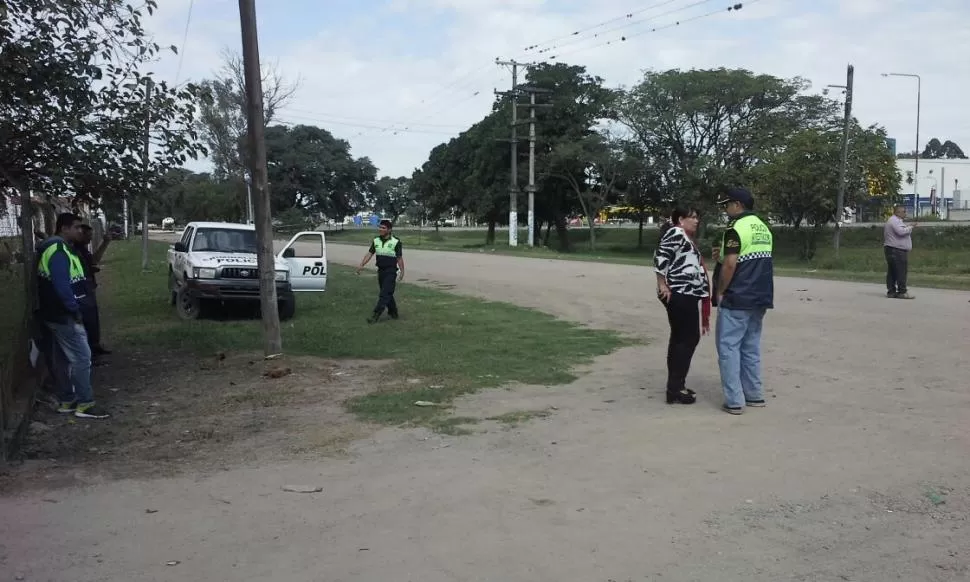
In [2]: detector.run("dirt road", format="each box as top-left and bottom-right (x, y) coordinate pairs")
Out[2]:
(3, 243), (969, 581)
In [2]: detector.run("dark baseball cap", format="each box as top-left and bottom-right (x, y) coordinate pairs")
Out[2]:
(716, 187), (754, 208)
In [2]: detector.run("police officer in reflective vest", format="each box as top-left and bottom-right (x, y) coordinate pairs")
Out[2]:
(37, 212), (110, 419)
(356, 219), (405, 323)
(712, 187), (774, 416)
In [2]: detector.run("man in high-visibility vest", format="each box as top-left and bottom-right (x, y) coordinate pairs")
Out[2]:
(712, 187), (774, 416)
(37, 213), (110, 419)
(355, 219), (405, 323)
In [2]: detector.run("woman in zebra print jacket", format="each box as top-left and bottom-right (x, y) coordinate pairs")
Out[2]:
(654, 206), (711, 405)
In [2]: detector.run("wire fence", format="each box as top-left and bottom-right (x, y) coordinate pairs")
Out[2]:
(0, 193), (36, 462)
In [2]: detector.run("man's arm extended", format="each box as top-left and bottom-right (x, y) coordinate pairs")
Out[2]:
(396, 241), (405, 281)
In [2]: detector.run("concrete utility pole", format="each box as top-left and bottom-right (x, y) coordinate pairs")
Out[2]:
(495, 58), (521, 246)
(833, 64), (853, 257)
(238, 0), (282, 356)
(520, 85), (552, 247)
(141, 78), (153, 271)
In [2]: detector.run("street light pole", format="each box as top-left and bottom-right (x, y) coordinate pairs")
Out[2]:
(827, 64), (853, 257)
(882, 72), (921, 218)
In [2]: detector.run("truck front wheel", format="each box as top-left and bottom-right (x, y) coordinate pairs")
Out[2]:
(175, 286), (202, 320)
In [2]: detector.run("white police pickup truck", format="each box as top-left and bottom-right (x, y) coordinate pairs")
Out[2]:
(167, 221), (327, 320)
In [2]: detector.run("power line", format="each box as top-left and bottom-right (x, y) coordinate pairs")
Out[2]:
(278, 109), (470, 129)
(536, 0), (719, 57)
(274, 117), (459, 137)
(173, 0), (195, 84)
(548, 1), (754, 60)
(522, 0), (684, 52)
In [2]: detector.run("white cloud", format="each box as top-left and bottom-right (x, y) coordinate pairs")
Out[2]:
(144, 0), (970, 177)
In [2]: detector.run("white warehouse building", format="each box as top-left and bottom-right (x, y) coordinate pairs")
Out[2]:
(894, 157), (970, 218)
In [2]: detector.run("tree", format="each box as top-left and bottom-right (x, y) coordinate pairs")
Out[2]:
(197, 48), (298, 181)
(752, 123), (900, 259)
(917, 138), (968, 160)
(264, 124), (377, 219)
(373, 176), (414, 222)
(147, 169), (240, 223)
(0, 0), (206, 207)
(618, 68), (836, 210)
(544, 132), (627, 250)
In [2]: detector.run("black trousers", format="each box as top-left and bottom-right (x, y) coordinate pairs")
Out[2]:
(663, 292), (701, 393)
(884, 246), (909, 295)
(373, 268), (398, 316)
(80, 291), (101, 350)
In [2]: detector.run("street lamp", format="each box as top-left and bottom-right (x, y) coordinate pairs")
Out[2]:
(826, 64), (853, 257)
(882, 72), (921, 218)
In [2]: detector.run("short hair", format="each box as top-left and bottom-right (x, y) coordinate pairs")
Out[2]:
(55, 213), (81, 234)
(894, 204), (906, 211)
(379, 219), (393, 229)
(80, 224), (93, 232)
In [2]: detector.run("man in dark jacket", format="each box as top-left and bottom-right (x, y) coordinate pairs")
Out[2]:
(37, 213), (109, 419)
(75, 223), (112, 358)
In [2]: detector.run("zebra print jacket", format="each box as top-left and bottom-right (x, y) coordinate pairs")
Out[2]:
(654, 226), (710, 298)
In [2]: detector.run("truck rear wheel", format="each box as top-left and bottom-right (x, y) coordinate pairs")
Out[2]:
(278, 298), (296, 321)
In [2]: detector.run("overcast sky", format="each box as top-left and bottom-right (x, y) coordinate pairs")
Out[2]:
(145, 0), (970, 178)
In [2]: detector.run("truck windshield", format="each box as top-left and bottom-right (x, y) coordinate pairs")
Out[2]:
(191, 228), (258, 253)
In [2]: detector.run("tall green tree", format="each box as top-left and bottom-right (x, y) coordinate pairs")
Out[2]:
(373, 176), (414, 222)
(148, 169), (240, 223)
(751, 123), (900, 258)
(0, 0), (206, 207)
(618, 68), (836, 209)
(264, 124), (377, 219)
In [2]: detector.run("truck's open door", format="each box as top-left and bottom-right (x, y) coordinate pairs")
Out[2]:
(277, 231), (327, 291)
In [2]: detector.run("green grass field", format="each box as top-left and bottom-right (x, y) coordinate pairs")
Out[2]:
(324, 224), (970, 290)
(100, 241), (628, 429)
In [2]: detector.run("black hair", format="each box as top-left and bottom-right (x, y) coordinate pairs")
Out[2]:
(657, 206), (700, 244)
(379, 219), (393, 229)
(55, 212), (81, 234)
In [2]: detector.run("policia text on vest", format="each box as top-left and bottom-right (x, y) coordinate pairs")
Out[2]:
(356, 220), (406, 323)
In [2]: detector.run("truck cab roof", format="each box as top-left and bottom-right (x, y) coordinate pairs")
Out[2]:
(184, 221), (256, 231)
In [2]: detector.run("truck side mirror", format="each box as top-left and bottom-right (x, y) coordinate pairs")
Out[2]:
(282, 248), (295, 258)
(173, 242), (187, 252)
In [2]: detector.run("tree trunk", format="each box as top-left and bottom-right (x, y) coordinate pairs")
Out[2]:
(533, 220), (542, 247)
(585, 212), (597, 251)
(543, 221), (552, 247)
(486, 218), (496, 245)
(553, 211), (570, 252)
(637, 210), (645, 248)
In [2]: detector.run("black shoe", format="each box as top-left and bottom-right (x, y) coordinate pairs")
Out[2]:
(367, 313), (380, 324)
(745, 399), (766, 408)
(886, 292), (898, 298)
(94, 346), (112, 356)
(666, 389), (696, 405)
(388, 312), (399, 320)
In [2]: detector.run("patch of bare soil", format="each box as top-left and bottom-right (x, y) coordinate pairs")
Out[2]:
(2, 347), (388, 492)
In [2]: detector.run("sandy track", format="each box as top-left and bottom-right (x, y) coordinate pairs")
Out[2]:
(2, 242), (969, 582)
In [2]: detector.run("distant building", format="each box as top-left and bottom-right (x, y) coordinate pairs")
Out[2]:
(895, 158), (970, 214)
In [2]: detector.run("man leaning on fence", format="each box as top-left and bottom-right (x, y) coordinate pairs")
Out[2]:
(36, 213), (109, 419)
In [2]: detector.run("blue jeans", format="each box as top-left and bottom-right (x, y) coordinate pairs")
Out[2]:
(715, 307), (767, 408)
(44, 320), (95, 405)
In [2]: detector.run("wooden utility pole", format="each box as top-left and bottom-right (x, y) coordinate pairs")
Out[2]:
(495, 59), (521, 247)
(238, 0), (282, 355)
(141, 78), (153, 271)
(519, 86), (552, 247)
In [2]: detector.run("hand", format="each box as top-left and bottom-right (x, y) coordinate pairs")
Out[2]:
(397, 271), (404, 282)
(711, 247), (720, 261)
(657, 282), (672, 302)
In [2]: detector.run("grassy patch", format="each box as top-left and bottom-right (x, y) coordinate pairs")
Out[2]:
(325, 225), (970, 290)
(99, 241), (628, 429)
(489, 409), (553, 426)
